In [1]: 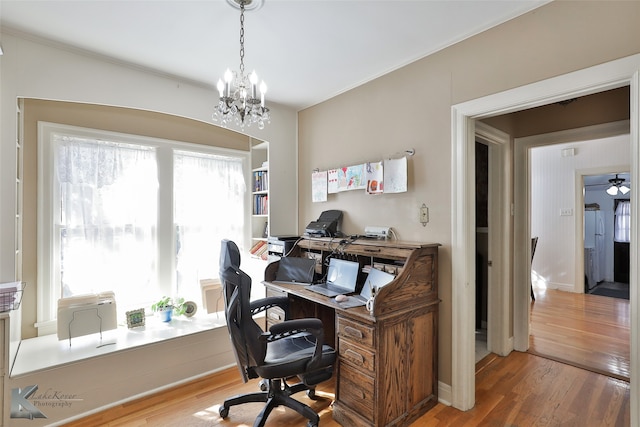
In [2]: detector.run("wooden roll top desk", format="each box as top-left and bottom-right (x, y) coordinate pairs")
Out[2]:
(263, 237), (439, 427)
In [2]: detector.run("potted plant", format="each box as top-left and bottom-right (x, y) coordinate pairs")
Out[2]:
(151, 296), (186, 322)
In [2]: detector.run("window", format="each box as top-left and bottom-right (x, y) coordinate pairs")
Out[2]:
(38, 123), (247, 333)
(614, 200), (631, 243)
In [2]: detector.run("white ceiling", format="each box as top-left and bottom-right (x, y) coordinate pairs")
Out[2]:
(0, 0), (548, 111)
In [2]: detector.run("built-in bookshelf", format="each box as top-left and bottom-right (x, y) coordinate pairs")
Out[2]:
(250, 139), (269, 260)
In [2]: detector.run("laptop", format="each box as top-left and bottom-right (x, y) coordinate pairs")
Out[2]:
(273, 257), (317, 285)
(333, 267), (395, 308)
(307, 258), (359, 297)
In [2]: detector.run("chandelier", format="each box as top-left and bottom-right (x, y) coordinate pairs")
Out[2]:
(214, 0), (270, 129)
(606, 174), (630, 196)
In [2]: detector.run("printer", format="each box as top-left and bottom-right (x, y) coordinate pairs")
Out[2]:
(305, 210), (343, 237)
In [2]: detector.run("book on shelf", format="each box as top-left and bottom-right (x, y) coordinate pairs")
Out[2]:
(253, 194), (268, 215)
(255, 243), (268, 256)
(249, 240), (266, 254)
(253, 170), (268, 192)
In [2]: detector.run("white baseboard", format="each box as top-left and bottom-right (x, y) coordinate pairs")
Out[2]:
(543, 282), (574, 293)
(438, 381), (452, 406)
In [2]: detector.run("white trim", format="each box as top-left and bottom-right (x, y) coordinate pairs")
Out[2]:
(451, 53), (640, 421)
(437, 380), (452, 407)
(450, 107), (476, 410)
(475, 122), (512, 357)
(629, 69), (639, 427)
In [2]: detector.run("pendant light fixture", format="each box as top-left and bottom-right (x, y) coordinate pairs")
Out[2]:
(213, 0), (270, 129)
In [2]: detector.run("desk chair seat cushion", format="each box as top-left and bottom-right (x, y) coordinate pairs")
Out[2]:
(257, 332), (336, 382)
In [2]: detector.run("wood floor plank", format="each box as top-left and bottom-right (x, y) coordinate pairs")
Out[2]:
(67, 288), (630, 426)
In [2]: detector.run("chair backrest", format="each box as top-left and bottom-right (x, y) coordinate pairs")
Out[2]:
(219, 239), (266, 382)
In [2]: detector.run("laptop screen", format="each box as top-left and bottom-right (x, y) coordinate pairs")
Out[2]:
(275, 257), (316, 283)
(326, 258), (359, 291)
(360, 268), (395, 299)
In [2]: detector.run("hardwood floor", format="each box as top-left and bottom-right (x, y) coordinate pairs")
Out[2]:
(65, 351), (630, 427)
(66, 288), (631, 426)
(529, 287), (630, 381)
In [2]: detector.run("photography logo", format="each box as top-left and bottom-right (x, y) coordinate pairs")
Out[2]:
(12, 384), (84, 420)
(11, 385), (47, 419)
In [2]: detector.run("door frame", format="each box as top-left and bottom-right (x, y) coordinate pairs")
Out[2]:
(451, 53), (640, 426)
(475, 122), (512, 356)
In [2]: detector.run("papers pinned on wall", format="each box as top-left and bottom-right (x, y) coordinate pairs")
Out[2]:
(383, 156), (408, 193)
(311, 152), (409, 202)
(366, 161), (384, 194)
(312, 170), (328, 202)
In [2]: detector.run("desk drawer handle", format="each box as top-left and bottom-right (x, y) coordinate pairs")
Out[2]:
(343, 326), (363, 339)
(344, 349), (364, 366)
(364, 248), (381, 253)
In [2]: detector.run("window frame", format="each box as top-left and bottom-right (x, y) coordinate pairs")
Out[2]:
(36, 122), (250, 335)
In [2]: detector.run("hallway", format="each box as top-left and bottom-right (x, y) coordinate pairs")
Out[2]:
(529, 288), (630, 381)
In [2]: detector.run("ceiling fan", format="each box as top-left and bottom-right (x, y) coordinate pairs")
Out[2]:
(606, 174), (630, 196)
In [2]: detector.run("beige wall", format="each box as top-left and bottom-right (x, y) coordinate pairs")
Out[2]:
(298, 1), (640, 387)
(21, 99), (251, 339)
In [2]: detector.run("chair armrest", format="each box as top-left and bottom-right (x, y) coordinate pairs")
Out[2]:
(268, 318), (323, 338)
(266, 318), (326, 371)
(250, 296), (289, 318)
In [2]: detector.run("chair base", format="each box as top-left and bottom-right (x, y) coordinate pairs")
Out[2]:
(219, 378), (320, 427)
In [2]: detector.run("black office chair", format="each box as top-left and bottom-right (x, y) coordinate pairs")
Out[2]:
(218, 239), (336, 427)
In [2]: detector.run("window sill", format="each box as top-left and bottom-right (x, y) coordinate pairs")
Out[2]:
(11, 313), (229, 377)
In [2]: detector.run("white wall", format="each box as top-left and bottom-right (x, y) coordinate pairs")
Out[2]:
(531, 134), (630, 291)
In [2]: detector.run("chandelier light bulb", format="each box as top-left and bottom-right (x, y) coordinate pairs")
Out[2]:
(606, 186), (619, 196)
(250, 70), (258, 98)
(217, 79), (224, 97)
(620, 185), (631, 195)
(213, 1), (270, 129)
(260, 81), (267, 107)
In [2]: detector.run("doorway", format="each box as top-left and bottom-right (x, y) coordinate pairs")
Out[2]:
(475, 140), (489, 362)
(584, 172), (631, 299)
(524, 132), (631, 379)
(450, 54), (640, 420)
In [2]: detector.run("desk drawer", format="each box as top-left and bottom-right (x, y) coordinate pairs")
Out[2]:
(266, 307), (286, 323)
(265, 288), (286, 327)
(338, 361), (375, 422)
(339, 340), (375, 373)
(337, 316), (374, 348)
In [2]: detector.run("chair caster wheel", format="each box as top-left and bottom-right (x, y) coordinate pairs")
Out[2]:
(306, 388), (316, 399)
(307, 421), (318, 427)
(219, 405), (229, 418)
(259, 379), (268, 391)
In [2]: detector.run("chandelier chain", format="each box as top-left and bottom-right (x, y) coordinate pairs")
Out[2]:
(239, 1), (245, 75)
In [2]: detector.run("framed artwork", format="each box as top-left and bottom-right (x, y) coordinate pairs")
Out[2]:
(126, 308), (146, 328)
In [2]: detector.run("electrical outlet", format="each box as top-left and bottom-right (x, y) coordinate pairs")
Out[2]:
(420, 205), (429, 225)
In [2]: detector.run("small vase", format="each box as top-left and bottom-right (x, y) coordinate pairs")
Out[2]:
(158, 307), (173, 322)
